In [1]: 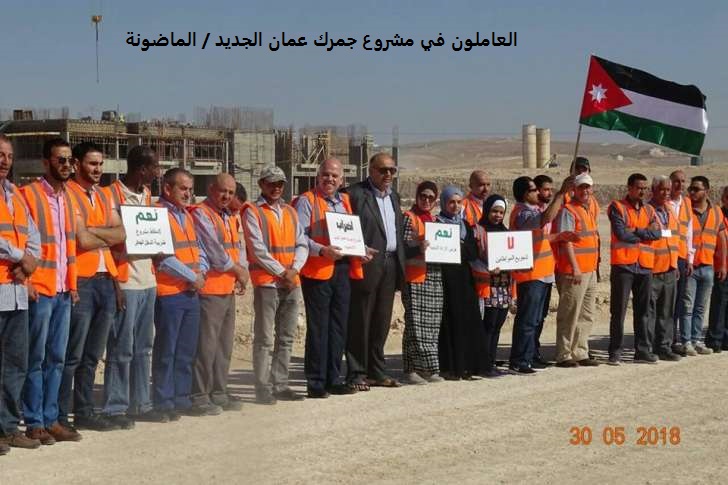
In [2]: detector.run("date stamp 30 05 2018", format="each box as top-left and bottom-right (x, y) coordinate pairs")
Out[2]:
(568, 426), (681, 446)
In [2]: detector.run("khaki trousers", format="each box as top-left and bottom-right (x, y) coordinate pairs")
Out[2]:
(555, 271), (597, 362)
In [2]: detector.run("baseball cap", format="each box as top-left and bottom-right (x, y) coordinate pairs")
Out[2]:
(259, 165), (287, 183)
(574, 173), (594, 187)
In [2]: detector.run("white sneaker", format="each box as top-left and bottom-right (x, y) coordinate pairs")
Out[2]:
(404, 372), (428, 385)
(426, 373), (445, 383)
(695, 343), (713, 355)
(684, 343), (698, 356)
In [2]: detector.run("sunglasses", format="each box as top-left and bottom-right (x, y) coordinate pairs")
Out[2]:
(53, 157), (73, 165)
(377, 166), (397, 175)
(418, 193), (436, 201)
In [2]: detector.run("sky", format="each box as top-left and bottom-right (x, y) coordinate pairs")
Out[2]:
(1, 0), (726, 149)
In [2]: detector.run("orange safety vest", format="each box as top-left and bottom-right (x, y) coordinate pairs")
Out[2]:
(103, 180), (153, 283)
(294, 190), (363, 281)
(713, 212), (728, 269)
(462, 194), (483, 227)
(19, 181), (78, 296)
(470, 225), (517, 299)
(650, 205), (679, 273)
(0, 185), (30, 284)
(609, 199), (656, 268)
(403, 211), (426, 283)
(692, 203), (724, 267)
(156, 203), (201, 296)
(556, 200), (599, 275)
(509, 203), (555, 283)
(190, 202), (241, 295)
(67, 180), (118, 278)
(673, 195), (693, 260)
(244, 201), (301, 287)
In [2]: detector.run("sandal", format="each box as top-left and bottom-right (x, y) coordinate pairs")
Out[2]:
(348, 380), (370, 392)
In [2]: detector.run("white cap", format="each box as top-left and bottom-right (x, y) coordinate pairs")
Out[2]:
(574, 173), (594, 187)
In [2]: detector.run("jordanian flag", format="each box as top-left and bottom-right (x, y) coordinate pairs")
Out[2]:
(579, 55), (708, 155)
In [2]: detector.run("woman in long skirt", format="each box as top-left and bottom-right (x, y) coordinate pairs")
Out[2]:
(437, 185), (488, 379)
(402, 181), (445, 385)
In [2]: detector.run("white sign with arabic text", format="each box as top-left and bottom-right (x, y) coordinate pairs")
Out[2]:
(424, 222), (461, 264)
(120, 205), (175, 255)
(486, 230), (533, 271)
(325, 212), (366, 257)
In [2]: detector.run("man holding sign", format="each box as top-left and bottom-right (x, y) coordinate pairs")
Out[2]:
(101, 145), (161, 426)
(295, 159), (364, 398)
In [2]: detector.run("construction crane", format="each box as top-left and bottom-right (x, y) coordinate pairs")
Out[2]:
(91, 14), (102, 83)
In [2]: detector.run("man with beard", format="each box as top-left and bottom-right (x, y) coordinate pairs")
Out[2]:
(0, 135), (41, 452)
(533, 174), (555, 365)
(20, 138), (86, 444)
(59, 142), (126, 431)
(462, 170), (491, 227)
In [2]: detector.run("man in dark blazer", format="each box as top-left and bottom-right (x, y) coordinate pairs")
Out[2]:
(342, 153), (406, 390)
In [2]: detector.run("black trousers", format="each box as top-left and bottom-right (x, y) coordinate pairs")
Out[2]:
(482, 307), (509, 371)
(534, 284), (552, 359)
(346, 256), (397, 382)
(609, 266), (653, 358)
(302, 262), (351, 391)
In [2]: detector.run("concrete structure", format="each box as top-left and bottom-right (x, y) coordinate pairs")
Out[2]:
(536, 127), (551, 168)
(522, 123), (537, 168)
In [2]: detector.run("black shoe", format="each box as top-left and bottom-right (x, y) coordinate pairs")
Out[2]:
(105, 414), (135, 430)
(531, 360), (549, 370)
(131, 410), (169, 423)
(483, 368), (506, 378)
(555, 359), (579, 368)
(707, 344), (722, 354)
(533, 357), (553, 367)
(576, 358), (600, 367)
(307, 388), (330, 399)
(255, 390), (277, 405)
(74, 415), (121, 432)
(657, 351), (682, 362)
(273, 389), (305, 401)
(722, 342), (728, 351)
(634, 353), (658, 364)
(219, 396), (243, 412)
(184, 403), (223, 416)
(509, 366), (537, 375)
(326, 384), (357, 395)
(167, 410), (181, 422)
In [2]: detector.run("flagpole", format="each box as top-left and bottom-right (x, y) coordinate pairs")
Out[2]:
(572, 124), (582, 164)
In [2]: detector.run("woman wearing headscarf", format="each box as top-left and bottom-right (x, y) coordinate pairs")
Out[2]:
(470, 195), (517, 378)
(437, 185), (487, 379)
(401, 181), (445, 385)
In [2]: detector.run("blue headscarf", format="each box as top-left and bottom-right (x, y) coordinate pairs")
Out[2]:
(436, 185), (467, 240)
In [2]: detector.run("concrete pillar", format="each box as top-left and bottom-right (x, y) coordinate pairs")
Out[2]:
(536, 128), (550, 168)
(522, 124), (537, 168)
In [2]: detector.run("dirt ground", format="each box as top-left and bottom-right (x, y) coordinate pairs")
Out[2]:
(5, 139), (728, 483)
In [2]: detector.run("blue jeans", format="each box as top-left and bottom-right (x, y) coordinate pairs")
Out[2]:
(22, 293), (71, 429)
(0, 309), (28, 435)
(510, 280), (550, 369)
(152, 291), (200, 411)
(59, 276), (117, 421)
(103, 287), (156, 416)
(680, 265), (714, 345)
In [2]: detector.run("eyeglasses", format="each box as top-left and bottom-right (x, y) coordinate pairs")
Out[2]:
(377, 166), (397, 175)
(418, 193), (436, 201)
(688, 186), (705, 192)
(52, 157), (73, 165)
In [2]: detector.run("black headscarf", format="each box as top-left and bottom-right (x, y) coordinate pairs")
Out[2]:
(478, 194), (508, 232)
